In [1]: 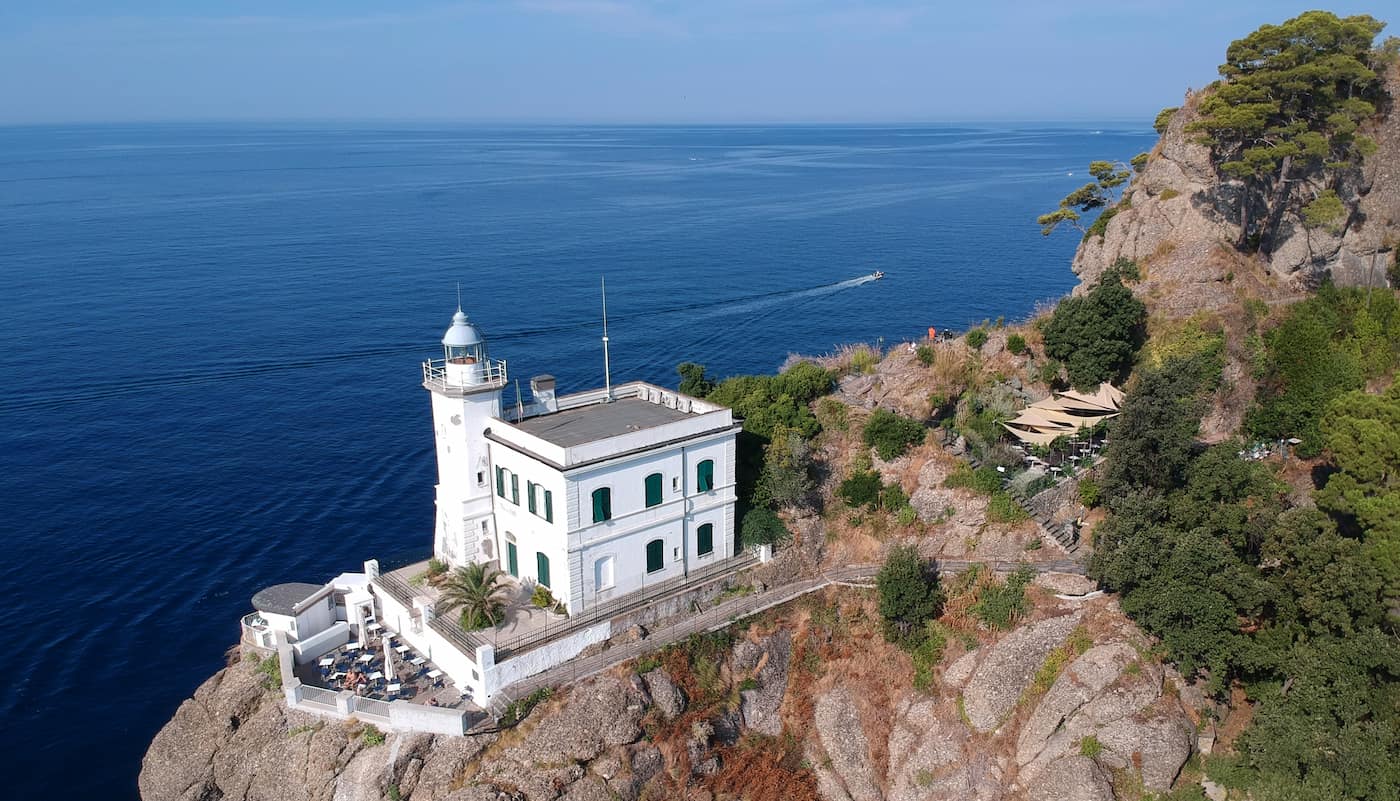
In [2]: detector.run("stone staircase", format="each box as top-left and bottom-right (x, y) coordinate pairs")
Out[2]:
(965, 453), (1081, 556)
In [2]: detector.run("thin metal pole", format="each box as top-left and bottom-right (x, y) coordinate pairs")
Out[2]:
(601, 276), (613, 402)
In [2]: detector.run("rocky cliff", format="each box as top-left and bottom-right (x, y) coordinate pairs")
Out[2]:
(141, 587), (1205, 801)
(1072, 66), (1400, 316)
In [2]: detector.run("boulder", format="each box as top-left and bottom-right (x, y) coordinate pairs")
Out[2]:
(814, 687), (883, 801)
(1027, 756), (1114, 801)
(1096, 712), (1195, 792)
(961, 612), (1083, 733)
(736, 630), (792, 736)
(1016, 644), (1138, 772)
(641, 669), (686, 720)
(1033, 572), (1098, 597)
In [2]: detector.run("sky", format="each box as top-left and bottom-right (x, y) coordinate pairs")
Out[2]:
(0, 1), (1391, 124)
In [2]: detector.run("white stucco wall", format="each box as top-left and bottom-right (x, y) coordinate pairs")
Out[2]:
(488, 444), (568, 600)
(376, 587), (488, 701)
(429, 384), (504, 567)
(484, 620), (611, 694)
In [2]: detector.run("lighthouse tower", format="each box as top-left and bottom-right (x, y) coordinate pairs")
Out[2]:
(422, 307), (507, 568)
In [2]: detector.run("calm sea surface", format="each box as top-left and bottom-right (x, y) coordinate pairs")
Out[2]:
(0, 123), (1153, 798)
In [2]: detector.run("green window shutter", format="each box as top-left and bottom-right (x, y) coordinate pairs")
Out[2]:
(697, 460), (714, 492)
(544, 490), (553, 523)
(646, 539), (664, 573)
(592, 488), (611, 522)
(527, 481), (537, 514)
(496, 466), (505, 497)
(511, 474), (519, 505)
(536, 552), (551, 588)
(645, 473), (663, 508)
(506, 542), (518, 577)
(697, 523), (714, 556)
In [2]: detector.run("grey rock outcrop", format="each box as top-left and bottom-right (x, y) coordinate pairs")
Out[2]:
(1028, 756), (1114, 801)
(734, 630), (792, 736)
(640, 669), (686, 720)
(961, 612), (1083, 733)
(815, 686), (883, 801)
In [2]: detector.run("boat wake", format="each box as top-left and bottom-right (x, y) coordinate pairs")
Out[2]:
(0, 274), (881, 412)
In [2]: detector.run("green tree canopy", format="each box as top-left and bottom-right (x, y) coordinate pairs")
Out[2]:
(876, 544), (943, 646)
(1036, 160), (1133, 237)
(1040, 268), (1148, 389)
(862, 408), (927, 460)
(1186, 11), (1390, 250)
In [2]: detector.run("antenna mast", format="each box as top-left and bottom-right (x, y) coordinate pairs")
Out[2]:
(601, 276), (613, 402)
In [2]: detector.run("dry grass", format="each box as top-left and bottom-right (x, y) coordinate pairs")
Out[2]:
(704, 733), (820, 801)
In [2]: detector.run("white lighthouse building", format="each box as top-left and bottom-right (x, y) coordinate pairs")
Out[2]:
(421, 306), (741, 617)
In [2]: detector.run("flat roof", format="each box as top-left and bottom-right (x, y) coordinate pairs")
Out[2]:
(511, 397), (693, 448)
(251, 582), (324, 616)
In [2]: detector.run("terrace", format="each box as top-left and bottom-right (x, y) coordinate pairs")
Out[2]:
(294, 626), (478, 712)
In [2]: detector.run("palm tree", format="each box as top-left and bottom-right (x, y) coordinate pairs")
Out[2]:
(437, 563), (509, 631)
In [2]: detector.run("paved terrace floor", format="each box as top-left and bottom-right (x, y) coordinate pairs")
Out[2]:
(487, 558), (1086, 716)
(385, 559), (571, 647)
(294, 631), (480, 714)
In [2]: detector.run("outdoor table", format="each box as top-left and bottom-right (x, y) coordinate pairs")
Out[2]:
(368, 671), (384, 681)
(366, 622), (383, 632)
(345, 642), (362, 651)
(395, 645), (410, 654)
(410, 657), (426, 666)
(319, 657), (335, 667)
(387, 683), (401, 694)
(358, 654), (374, 663)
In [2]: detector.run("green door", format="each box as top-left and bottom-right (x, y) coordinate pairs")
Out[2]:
(536, 552), (551, 588)
(645, 473), (663, 507)
(506, 542), (518, 577)
(646, 539), (664, 573)
(697, 460), (714, 492)
(697, 523), (714, 556)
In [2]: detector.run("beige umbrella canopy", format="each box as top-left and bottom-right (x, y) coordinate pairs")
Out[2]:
(1002, 383), (1123, 447)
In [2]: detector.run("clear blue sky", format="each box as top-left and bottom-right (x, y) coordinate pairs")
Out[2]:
(0, 1), (1389, 124)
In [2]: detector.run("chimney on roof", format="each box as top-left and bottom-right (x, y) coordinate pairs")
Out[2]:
(531, 375), (558, 413)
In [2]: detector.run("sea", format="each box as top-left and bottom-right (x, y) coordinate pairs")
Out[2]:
(0, 122), (1155, 799)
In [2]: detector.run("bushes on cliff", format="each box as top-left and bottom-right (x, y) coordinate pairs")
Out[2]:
(877, 544), (943, 647)
(1040, 267), (1147, 389)
(1247, 284), (1400, 455)
(862, 408), (926, 460)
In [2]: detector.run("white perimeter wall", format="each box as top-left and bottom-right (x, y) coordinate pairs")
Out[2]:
(484, 621), (611, 694)
(377, 589), (488, 701)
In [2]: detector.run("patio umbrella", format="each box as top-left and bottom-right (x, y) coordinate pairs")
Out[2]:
(383, 632), (394, 685)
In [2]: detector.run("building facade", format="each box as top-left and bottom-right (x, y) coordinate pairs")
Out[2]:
(424, 307), (741, 616)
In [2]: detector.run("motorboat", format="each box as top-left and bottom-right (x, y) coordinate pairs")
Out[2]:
(871, 270), (885, 280)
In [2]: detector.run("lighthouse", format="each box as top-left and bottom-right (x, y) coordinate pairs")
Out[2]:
(422, 307), (507, 568)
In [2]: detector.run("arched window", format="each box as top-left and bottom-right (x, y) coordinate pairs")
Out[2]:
(591, 487), (612, 523)
(645, 539), (664, 574)
(696, 459), (714, 492)
(536, 552), (551, 588)
(697, 523), (714, 556)
(644, 473), (663, 508)
(595, 555), (615, 590)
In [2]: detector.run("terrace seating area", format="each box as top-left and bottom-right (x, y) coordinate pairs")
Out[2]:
(295, 624), (470, 709)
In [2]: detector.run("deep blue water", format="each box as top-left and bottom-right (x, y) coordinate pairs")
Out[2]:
(0, 122), (1153, 799)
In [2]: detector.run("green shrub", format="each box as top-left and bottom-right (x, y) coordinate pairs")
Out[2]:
(971, 564), (1035, 630)
(863, 408), (927, 460)
(910, 622), (948, 692)
(739, 507), (791, 547)
(1130, 152), (1149, 173)
(530, 584), (555, 609)
(1154, 106), (1179, 133)
(1037, 359), (1063, 386)
(1083, 206), (1118, 240)
(877, 544), (944, 647)
(816, 396), (849, 432)
(361, 724), (386, 746)
(1079, 734), (1103, 758)
(426, 557), (447, 577)
(838, 469), (884, 509)
(915, 343), (935, 366)
(1078, 477), (1101, 508)
(1006, 334), (1027, 355)
(882, 482), (909, 512)
(255, 654), (282, 689)
(500, 687), (553, 726)
(986, 492), (1029, 523)
(1158, 188), (1180, 201)
(897, 505), (918, 527)
(966, 328), (989, 349)
(1112, 256), (1141, 282)
(944, 464), (1003, 495)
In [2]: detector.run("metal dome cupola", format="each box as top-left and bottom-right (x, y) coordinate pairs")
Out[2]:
(442, 308), (488, 365)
